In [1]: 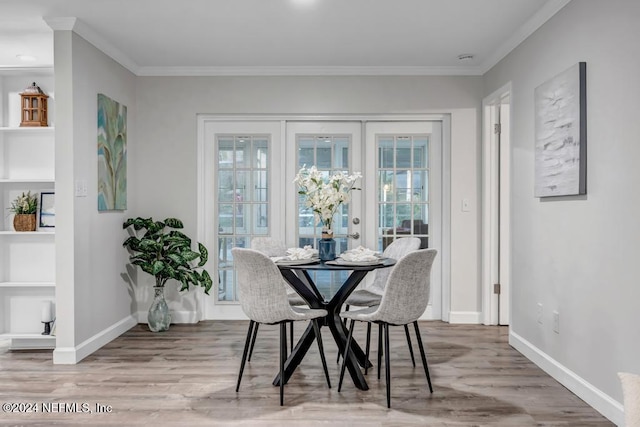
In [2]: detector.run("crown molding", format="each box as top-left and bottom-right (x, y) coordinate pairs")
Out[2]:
(0, 66), (54, 76)
(479, 0), (572, 74)
(44, 16), (140, 75)
(43, 17), (77, 31)
(136, 65), (484, 77)
(41, 0), (570, 79)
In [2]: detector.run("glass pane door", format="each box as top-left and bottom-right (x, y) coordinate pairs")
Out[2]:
(377, 135), (430, 250)
(200, 120), (283, 319)
(216, 134), (270, 302)
(364, 121), (442, 319)
(286, 122), (362, 299)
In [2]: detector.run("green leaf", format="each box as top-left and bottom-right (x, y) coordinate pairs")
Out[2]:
(122, 236), (140, 249)
(133, 217), (153, 231)
(180, 250), (200, 263)
(138, 239), (162, 253)
(164, 218), (184, 229)
(151, 260), (165, 276)
(146, 221), (165, 235)
(167, 253), (186, 266)
(129, 253), (155, 264)
(200, 270), (213, 295)
(168, 230), (190, 242)
(197, 243), (208, 267)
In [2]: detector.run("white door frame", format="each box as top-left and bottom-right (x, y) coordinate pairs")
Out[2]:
(197, 114), (450, 321)
(482, 83), (512, 325)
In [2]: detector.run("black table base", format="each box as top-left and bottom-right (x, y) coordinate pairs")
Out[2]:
(273, 261), (394, 391)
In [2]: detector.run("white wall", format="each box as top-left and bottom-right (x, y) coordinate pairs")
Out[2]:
(53, 31), (137, 363)
(483, 0), (640, 422)
(134, 75), (483, 320)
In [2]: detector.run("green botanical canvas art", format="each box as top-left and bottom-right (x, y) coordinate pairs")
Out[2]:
(97, 93), (127, 211)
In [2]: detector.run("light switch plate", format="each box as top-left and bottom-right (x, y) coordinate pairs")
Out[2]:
(75, 179), (88, 197)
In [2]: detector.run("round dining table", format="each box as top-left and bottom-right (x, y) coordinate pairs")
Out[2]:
(275, 257), (396, 391)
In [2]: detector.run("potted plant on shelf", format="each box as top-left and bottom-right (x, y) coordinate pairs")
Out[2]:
(122, 217), (212, 332)
(9, 191), (38, 232)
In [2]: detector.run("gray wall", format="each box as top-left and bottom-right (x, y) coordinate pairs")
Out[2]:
(134, 75), (484, 319)
(53, 31), (137, 362)
(484, 0), (640, 416)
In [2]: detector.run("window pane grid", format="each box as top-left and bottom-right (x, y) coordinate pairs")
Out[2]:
(216, 134), (269, 303)
(377, 134), (430, 251)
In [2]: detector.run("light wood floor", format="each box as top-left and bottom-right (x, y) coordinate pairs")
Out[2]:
(0, 321), (613, 426)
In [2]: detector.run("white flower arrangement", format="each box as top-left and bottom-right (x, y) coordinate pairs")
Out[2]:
(293, 165), (361, 234)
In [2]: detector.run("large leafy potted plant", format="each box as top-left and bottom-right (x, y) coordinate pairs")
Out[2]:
(123, 217), (212, 332)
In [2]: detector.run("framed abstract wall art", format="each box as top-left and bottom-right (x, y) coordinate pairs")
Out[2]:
(534, 62), (587, 197)
(97, 93), (127, 211)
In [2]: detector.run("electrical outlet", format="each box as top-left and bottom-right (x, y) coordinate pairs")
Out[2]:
(537, 303), (543, 324)
(553, 310), (560, 334)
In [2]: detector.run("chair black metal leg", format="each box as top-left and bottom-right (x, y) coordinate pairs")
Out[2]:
(283, 326), (288, 360)
(290, 321), (294, 353)
(413, 321), (433, 393)
(377, 323), (383, 380)
(404, 324), (416, 367)
(337, 305), (351, 364)
(384, 322), (391, 408)
(236, 320), (255, 392)
(338, 319), (355, 392)
(280, 322), (286, 406)
(247, 322), (259, 362)
(364, 322), (371, 375)
(312, 319), (331, 388)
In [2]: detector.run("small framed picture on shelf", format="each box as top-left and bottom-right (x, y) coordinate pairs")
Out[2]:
(39, 191), (55, 228)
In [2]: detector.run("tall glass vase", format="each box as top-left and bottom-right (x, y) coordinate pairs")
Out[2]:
(148, 286), (171, 332)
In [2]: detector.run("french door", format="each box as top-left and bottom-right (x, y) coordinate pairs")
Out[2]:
(199, 117), (443, 320)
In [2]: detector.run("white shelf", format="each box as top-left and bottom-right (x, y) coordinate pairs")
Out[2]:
(0, 178), (54, 183)
(0, 282), (55, 288)
(0, 126), (54, 133)
(0, 334), (55, 350)
(0, 72), (56, 351)
(0, 231), (55, 235)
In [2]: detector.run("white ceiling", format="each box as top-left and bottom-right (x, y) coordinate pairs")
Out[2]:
(0, 0), (571, 76)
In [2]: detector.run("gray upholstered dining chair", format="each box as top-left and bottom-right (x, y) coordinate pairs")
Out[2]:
(248, 237), (306, 360)
(232, 248), (331, 406)
(342, 237), (421, 371)
(338, 248), (438, 408)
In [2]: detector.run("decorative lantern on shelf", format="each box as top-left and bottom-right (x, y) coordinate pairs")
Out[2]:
(20, 82), (49, 127)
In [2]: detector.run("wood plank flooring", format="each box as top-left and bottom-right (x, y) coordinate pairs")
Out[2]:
(0, 321), (613, 426)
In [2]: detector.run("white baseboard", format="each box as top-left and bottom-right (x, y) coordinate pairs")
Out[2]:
(509, 330), (623, 426)
(448, 311), (482, 324)
(136, 310), (200, 324)
(53, 315), (137, 365)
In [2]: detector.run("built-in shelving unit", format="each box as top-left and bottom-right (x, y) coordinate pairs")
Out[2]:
(0, 71), (55, 350)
